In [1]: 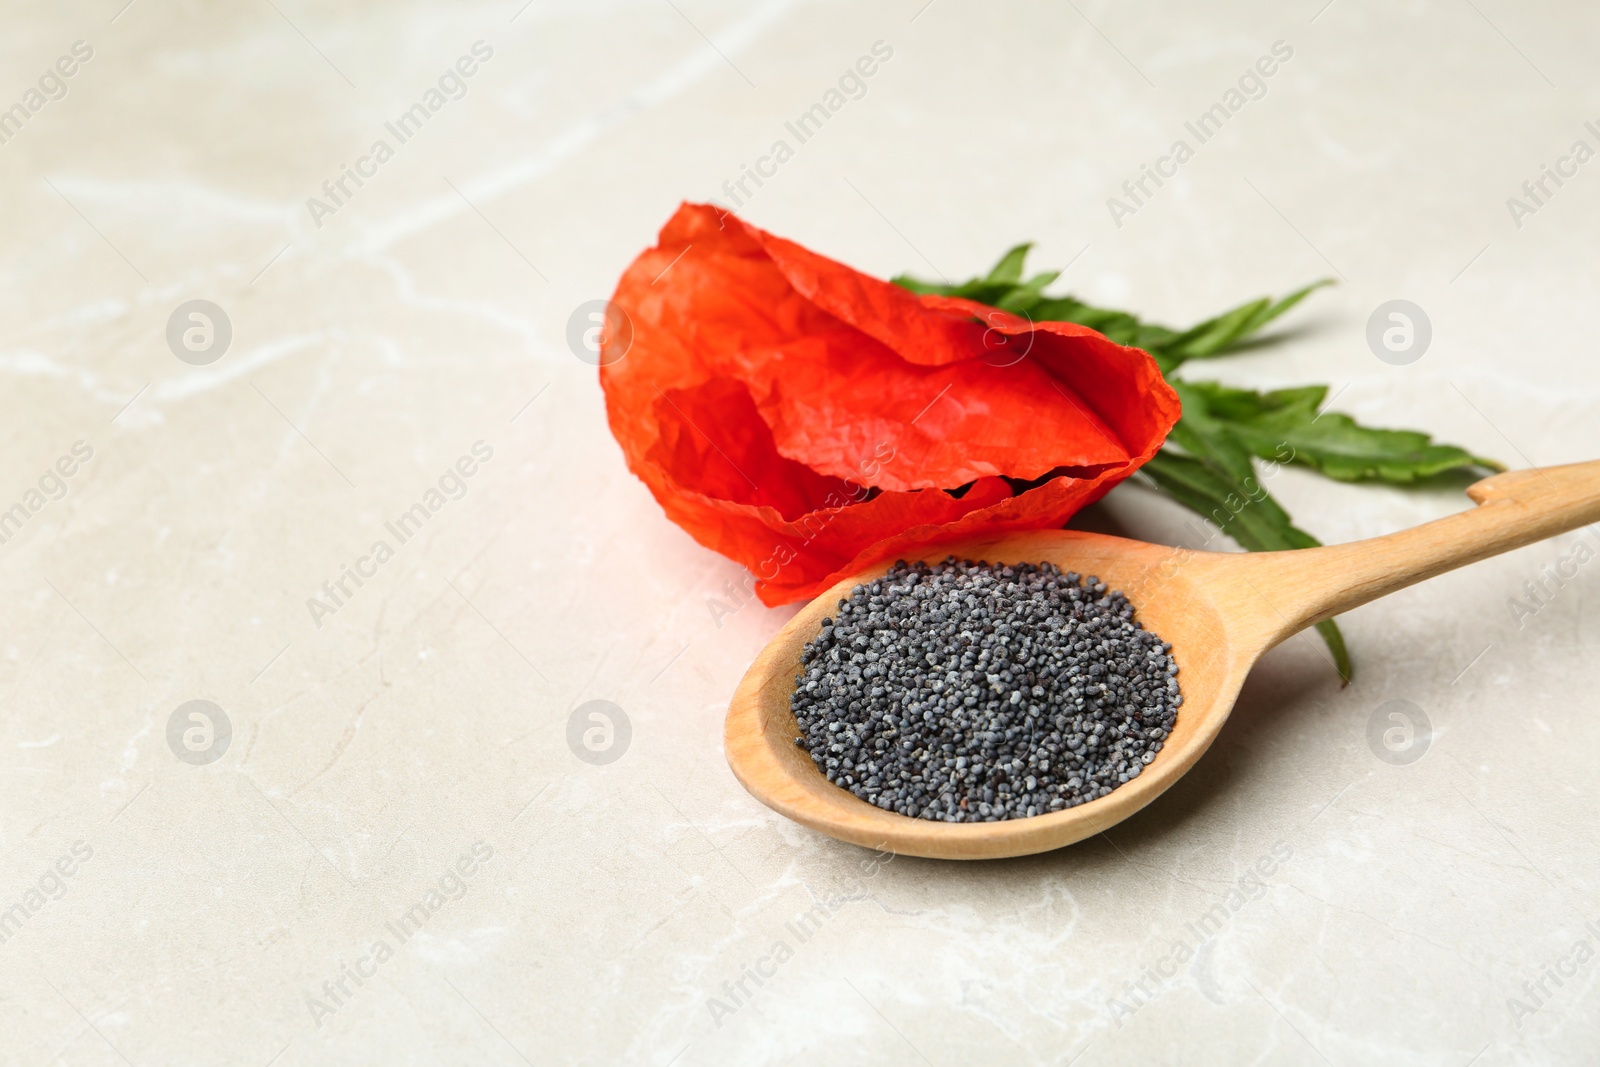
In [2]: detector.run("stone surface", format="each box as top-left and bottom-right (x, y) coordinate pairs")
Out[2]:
(0, 1), (1596, 1064)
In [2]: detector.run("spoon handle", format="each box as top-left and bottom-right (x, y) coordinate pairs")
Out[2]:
(1216, 460), (1600, 650)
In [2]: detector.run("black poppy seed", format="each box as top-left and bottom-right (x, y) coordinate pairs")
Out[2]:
(790, 558), (1180, 822)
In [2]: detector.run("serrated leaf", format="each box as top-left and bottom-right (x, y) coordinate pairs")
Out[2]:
(1163, 297), (1272, 361)
(1185, 382), (1326, 424)
(1238, 279), (1333, 336)
(1180, 381), (1503, 483)
(1167, 382), (1262, 485)
(1140, 450), (1351, 682)
(890, 244), (1503, 683)
(895, 256), (1332, 372)
(1141, 451), (1304, 555)
(1163, 279), (1334, 363)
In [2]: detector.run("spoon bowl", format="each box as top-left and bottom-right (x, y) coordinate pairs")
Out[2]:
(725, 462), (1600, 859)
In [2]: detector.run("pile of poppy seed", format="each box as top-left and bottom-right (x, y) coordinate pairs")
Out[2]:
(791, 559), (1181, 822)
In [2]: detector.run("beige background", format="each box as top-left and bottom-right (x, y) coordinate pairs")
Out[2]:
(1, 0), (1597, 1063)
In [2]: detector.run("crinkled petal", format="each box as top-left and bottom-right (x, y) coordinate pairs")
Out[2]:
(600, 203), (1181, 604)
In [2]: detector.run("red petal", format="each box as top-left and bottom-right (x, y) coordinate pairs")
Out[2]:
(601, 203), (1181, 605)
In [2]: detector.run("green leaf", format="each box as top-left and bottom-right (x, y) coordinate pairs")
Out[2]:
(894, 250), (1333, 373)
(984, 243), (1032, 286)
(1167, 382), (1261, 484)
(1160, 279), (1334, 364)
(1312, 620), (1351, 685)
(1140, 448), (1352, 683)
(1140, 450), (1306, 555)
(1179, 381), (1504, 483)
(891, 243), (1503, 683)
(1162, 297), (1273, 362)
(1153, 377), (1495, 679)
(996, 270), (1061, 313)
(1184, 382), (1326, 424)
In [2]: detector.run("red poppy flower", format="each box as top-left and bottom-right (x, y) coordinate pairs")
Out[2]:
(599, 203), (1180, 606)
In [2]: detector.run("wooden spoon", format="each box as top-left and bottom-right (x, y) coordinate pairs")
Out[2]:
(725, 462), (1600, 859)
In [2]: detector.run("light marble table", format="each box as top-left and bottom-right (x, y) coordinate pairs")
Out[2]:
(2, 1), (1597, 1064)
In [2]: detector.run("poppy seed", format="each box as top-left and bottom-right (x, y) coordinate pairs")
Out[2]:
(790, 558), (1180, 822)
